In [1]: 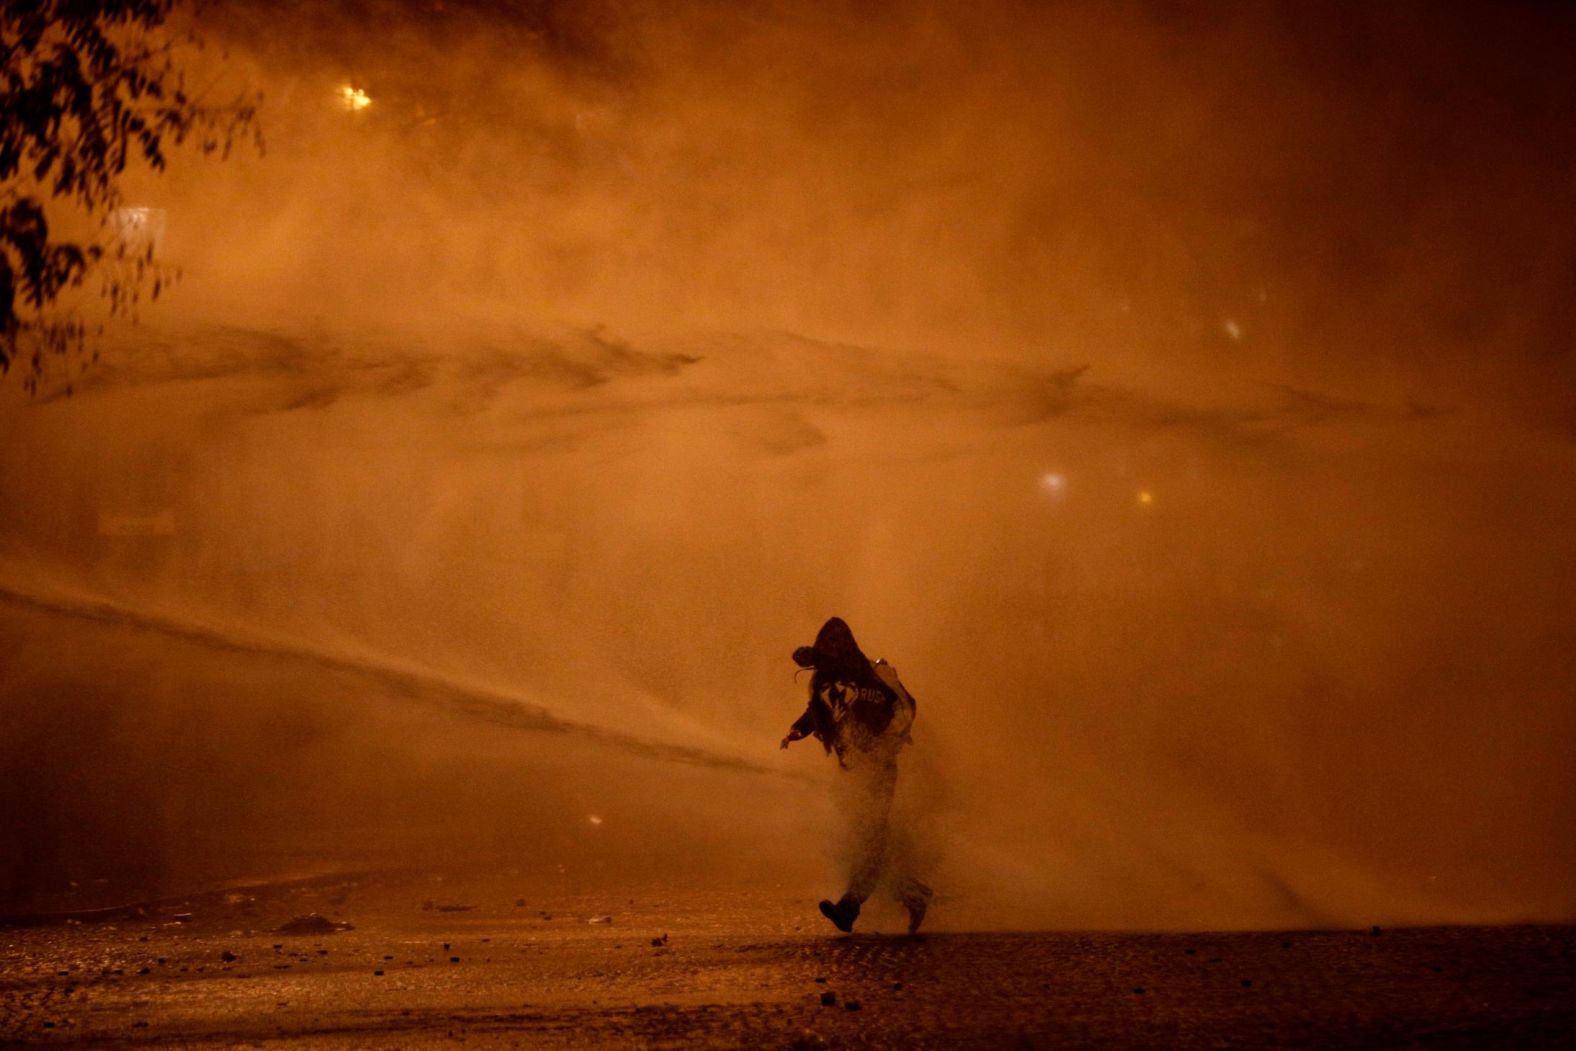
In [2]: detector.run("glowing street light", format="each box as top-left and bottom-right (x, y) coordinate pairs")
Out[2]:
(339, 85), (372, 112)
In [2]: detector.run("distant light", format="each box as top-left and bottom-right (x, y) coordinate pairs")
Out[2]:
(1039, 472), (1067, 498)
(116, 206), (153, 230)
(339, 85), (372, 112)
(1222, 319), (1243, 341)
(1136, 490), (1154, 507)
(111, 206), (166, 253)
(587, 815), (603, 827)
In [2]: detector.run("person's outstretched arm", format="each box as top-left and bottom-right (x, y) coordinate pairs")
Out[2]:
(780, 705), (818, 749)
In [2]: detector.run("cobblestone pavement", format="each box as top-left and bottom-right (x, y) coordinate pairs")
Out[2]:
(2, 874), (1572, 1048)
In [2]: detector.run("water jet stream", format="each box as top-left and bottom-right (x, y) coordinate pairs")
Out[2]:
(0, 577), (783, 779)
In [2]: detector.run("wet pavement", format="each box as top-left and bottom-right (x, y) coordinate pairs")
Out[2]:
(1, 873), (1572, 1048)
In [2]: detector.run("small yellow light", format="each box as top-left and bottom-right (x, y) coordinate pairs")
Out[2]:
(1137, 490), (1154, 506)
(340, 85), (372, 112)
(587, 815), (603, 826)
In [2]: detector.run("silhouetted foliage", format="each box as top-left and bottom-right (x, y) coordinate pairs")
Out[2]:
(1, 0), (261, 394)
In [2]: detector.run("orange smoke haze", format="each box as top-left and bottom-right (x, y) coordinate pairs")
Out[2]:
(1, 0), (1572, 930)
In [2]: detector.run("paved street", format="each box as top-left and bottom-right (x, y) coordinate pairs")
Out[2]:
(2, 873), (1572, 1048)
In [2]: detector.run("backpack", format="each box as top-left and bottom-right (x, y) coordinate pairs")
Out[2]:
(870, 659), (917, 744)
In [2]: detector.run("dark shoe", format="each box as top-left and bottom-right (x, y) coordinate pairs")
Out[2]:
(818, 895), (860, 933)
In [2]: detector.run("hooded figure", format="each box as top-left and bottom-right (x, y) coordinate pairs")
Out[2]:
(781, 617), (931, 933)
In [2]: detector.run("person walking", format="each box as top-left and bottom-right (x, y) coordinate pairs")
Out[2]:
(781, 616), (932, 933)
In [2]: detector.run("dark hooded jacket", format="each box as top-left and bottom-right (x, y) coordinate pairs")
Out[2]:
(785, 617), (916, 766)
